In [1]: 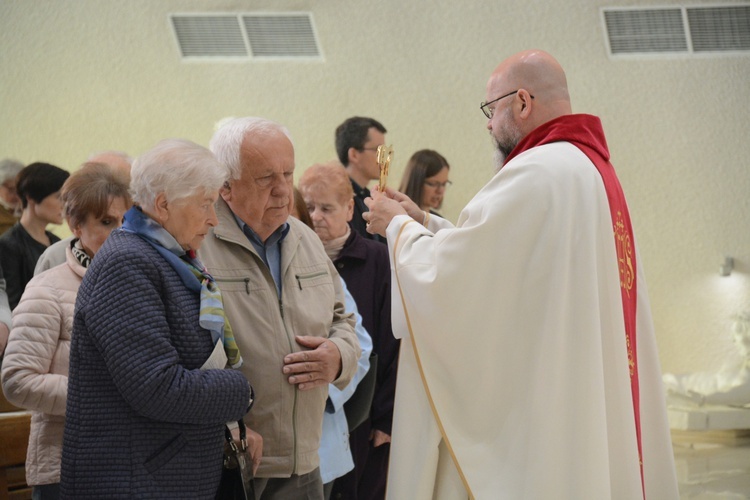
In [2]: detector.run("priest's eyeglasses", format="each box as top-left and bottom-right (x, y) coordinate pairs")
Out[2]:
(480, 90), (534, 119)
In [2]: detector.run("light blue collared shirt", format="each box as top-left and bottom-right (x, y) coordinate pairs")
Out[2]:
(318, 277), (373, 484)
(232, 214), (289, 298)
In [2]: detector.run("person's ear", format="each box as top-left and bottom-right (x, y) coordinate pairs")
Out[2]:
(71, 222), (82, 239)
(220, 181), (232, 202)
(518, 89), (534, 119)
(154, 192), (169, 223)
(346, 198), (354, 222)
(348, 147), (360, 166)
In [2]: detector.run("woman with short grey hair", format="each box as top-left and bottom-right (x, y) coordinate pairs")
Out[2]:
(60, 138), (256, 499)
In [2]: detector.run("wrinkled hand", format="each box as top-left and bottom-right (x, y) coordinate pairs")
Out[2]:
(370, 429), (391, 447)
(231, 425), (263, 475)
(283, 336), (342, 390)
(363, 186), (410, 237)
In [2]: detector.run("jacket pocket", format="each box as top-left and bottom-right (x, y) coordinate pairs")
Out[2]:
(143, 433), (188, 474)
(295, 270), (331, 290)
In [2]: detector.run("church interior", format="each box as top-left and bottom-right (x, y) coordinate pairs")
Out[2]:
(1, 0), (749, 498)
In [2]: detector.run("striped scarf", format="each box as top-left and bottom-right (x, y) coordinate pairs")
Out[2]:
(121, 206), (243, 368)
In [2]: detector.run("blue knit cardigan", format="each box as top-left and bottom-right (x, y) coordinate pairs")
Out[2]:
(60, 229), (251, 499)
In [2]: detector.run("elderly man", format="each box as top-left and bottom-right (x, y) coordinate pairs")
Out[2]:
(201, 117), (360, 499)
(334, 116), (388, 243)
(364, 50), (678, 499)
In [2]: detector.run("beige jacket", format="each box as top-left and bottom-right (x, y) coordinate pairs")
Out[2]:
(1, 247), (83, 486)
(199, 199), (359, 478)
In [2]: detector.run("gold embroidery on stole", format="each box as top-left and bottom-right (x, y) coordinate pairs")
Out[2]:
(613, 210), (634, 297)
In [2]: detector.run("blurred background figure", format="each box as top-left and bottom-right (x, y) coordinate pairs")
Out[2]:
(299, 163), (398, 500)
(398, 149), (451, 218)
(334, 116), (388, 244)
(1, 162), (132, 500)
(35, 150), (132, 275)
(0, 269), (10, 359)
(0, 158), (24, 234)
(0, 162), (69, 310)
(86, 150), (132, 176)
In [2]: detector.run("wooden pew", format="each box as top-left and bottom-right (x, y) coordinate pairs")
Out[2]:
(0, 390), (31, 500)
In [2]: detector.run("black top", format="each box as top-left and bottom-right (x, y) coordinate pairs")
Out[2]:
(349, 178), (386, 245)
(0, 222), (60, 309)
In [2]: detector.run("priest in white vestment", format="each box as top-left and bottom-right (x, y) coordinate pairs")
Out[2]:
(363, 50), (679, 500)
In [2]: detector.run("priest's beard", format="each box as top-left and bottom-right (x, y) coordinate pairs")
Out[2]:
(492, 108), (523, 173)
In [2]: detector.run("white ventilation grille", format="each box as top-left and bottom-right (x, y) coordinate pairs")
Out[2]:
(604, 8), (687, 54)
(243, 14), (320, 58)
(171, 16), (248, 57)
(169, 12), (322, 61)
(688, 5), (750, 52)
(602, 4), (750, 57)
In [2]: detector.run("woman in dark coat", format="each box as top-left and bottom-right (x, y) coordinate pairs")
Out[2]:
(299, 163), (399, 500)
(60, 139), (255, 499)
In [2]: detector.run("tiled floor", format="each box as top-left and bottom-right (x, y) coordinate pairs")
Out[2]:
(672, 430), (750, 499)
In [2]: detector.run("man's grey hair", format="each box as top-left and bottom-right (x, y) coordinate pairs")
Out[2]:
(130, 138), (228, 211)
(0, 158), (24, 183)
(209, 117), (293, 181)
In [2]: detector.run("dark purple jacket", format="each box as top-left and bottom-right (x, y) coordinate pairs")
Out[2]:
(334, 230), (398, 434)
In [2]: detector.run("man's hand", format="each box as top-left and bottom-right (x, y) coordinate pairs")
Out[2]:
(283, 336), (342, 390)
(231, 425), (263, 474)
(363, 186), (410, 237)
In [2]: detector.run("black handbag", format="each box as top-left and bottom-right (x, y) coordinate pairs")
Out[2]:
(216, 419), (255, 500)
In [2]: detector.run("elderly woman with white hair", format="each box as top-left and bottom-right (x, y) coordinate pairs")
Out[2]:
(59, 139), (255, 499)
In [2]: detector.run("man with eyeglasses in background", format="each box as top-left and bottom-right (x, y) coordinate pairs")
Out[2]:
(334, 116), (388, 244)
(363, 49), (679, 499)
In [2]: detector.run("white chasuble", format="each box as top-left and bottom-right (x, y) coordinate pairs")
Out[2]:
(385, 128), (678, 499)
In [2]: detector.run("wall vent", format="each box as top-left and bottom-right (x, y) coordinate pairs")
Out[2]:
(169, 12), (322, 61)
(242, 14), (320, 58)
(688, 5), (750, 52)
(602, 4), (750, 57)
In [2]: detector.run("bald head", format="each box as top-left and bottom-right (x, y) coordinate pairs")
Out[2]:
(88, 150), (133, 178)
(485, 50), (573, 166)
(488, 50), (571, 128)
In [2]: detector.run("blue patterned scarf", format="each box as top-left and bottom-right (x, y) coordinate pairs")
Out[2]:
(121, 206), (243, 368)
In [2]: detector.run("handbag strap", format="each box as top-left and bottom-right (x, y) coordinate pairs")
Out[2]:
(225, 420), (248, 452)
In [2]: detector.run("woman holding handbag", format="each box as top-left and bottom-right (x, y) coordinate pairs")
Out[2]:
(59, 139), (256, 499)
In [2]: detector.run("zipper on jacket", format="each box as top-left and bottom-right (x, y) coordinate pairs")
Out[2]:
(279, 298), (300, 474)
(295, 271), (328, 290)
(216, 276), (251, 294)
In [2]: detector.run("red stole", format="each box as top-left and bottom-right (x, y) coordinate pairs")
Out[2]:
(505, 115), (644, 497)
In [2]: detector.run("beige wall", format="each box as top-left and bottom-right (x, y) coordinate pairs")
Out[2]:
(1, 0), (749, 375)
